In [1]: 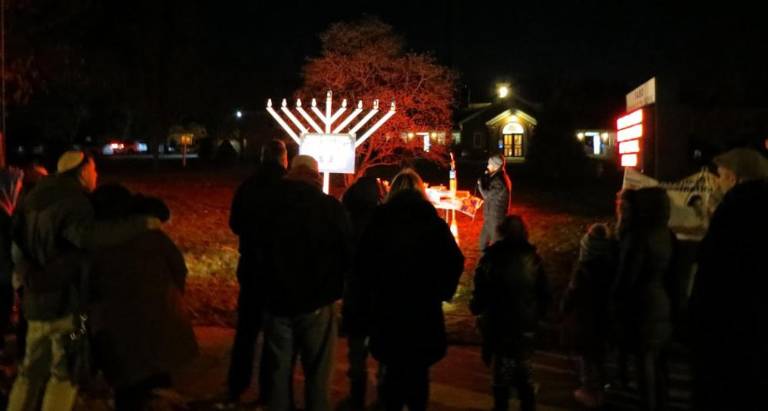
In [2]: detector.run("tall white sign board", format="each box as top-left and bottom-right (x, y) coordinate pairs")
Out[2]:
(626, 77), (656, 111)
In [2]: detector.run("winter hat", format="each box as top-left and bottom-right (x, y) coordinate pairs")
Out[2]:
(713, 148), (768, 181)
(488, 154), (504, 168)
(57, 150), (86, 174)
(579, 223), (614, 263)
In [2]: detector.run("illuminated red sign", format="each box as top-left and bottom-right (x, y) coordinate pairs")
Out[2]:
(621, 154), (638, 167)
(616, 109), (643, 130)
(619, 139), (641, 154)
(617, 124), (643, 142)
(616, 108), (644, 168)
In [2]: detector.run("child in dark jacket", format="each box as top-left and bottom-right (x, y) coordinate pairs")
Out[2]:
(471, 215), (550, 411)
(561, 223), (617, 408)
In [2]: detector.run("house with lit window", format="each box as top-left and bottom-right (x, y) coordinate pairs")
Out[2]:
(575, 129), (616, 159)
(453, 99), (538, 162)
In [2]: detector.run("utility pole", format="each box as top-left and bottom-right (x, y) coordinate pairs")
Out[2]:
(0, 0), (6, 168)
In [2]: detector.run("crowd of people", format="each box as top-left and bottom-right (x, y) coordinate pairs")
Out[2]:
(0, 143), (764, 411)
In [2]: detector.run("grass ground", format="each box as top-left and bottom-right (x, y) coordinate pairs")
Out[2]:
(105, 164), (619, 342)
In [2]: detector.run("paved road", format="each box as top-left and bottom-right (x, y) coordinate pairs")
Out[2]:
(175, 327), (692, 411)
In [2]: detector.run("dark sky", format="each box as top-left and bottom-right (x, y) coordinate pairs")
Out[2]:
(10, 0), (766, 141)
(197, 1), (765, 109)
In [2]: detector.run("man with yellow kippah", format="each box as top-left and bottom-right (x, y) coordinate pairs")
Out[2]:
(7, 150), (162, 411)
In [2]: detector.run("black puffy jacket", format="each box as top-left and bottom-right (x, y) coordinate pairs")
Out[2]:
(471, 238), (550, 350)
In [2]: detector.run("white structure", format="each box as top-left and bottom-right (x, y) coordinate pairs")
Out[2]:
(267, 91), (396, 193)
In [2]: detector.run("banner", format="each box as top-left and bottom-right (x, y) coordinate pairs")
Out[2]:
(622, 168), (719, 240)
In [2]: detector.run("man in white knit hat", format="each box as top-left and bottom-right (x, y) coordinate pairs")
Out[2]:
(7, 150), (161, 411)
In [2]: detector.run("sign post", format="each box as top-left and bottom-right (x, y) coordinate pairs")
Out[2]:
(618, 77), (657, 176)
(180, 133), (192, 168)
(267, 91), (395, 193)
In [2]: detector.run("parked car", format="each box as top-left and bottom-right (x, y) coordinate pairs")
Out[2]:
(102, 139), (149, 155)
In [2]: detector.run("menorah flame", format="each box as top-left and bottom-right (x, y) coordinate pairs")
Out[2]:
(266, 91), (396, 149)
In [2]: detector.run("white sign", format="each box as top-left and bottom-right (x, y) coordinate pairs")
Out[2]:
(622, 168), (718, 241)
(626, 77), (656, 111)
(299, 133), (356, 174)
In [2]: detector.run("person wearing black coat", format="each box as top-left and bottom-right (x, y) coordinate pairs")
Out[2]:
(689, 148), (768, 411)
(611, 187), (679, 411)
(341, 176), (383, 410)
(471, 215), (550, 411)
(88, 184), (198, 411)
(477, 154), (511, 251)
(255, 155), (352, 411)
(226, 139), (287, 405)
(353, 169), (464, 411)
(561, 223), (617, 408)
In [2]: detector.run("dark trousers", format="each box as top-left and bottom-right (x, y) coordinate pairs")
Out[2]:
(114, 373), (172, 411)
(227, 286), (272, 401)
(578, 347), (607, 390)
(479, 219), (501, 251)
(379, 363), (429, 411)
(347, 334), (369, 408)
(634, 348), (669, 411)
(492, 348), (536, 411)
(0, 283), (13, 350)
(692, 348), (768, 411)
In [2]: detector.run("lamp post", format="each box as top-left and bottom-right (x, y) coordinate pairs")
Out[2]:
(235, 110), (245, 159)
(1, 0), (6, 168)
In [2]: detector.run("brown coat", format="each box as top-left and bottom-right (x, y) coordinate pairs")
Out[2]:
(90, 230), (198, 388)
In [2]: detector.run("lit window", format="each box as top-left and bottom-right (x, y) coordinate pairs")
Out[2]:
(502, 133), (524, 158)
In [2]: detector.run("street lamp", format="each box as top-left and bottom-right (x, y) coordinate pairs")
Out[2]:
(497, 85), (510, 99)
(235, 110), (243, 119)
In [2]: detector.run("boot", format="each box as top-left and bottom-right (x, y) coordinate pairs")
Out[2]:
(349, 380), (366, 410)
(492, 386), (510, 411)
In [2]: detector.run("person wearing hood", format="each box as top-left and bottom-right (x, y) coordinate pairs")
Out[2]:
(611, 187), (679, 411)
(471, 215), (550, 411)
(88, 184), (197, 411)
(689, 148), (768, 411)
(255, 155), (352, 411)
(561, 223), (617, 408)
(353, 169), (464, 411)
(477, 154), (512, 251)
(340, 176), (384, 410)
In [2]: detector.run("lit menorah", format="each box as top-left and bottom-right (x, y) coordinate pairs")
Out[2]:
(267, 91), (396, 193)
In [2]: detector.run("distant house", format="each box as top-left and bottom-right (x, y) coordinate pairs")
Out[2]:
(453, 100), (538, 162)
(575, 129), (616, 160)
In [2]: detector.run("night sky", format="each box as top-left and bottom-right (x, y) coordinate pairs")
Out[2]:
(7, 1), (766, 143)
(205, 1), (765, 106)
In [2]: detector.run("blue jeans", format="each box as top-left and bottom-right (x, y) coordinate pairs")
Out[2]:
(265, 305), (336, 411)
